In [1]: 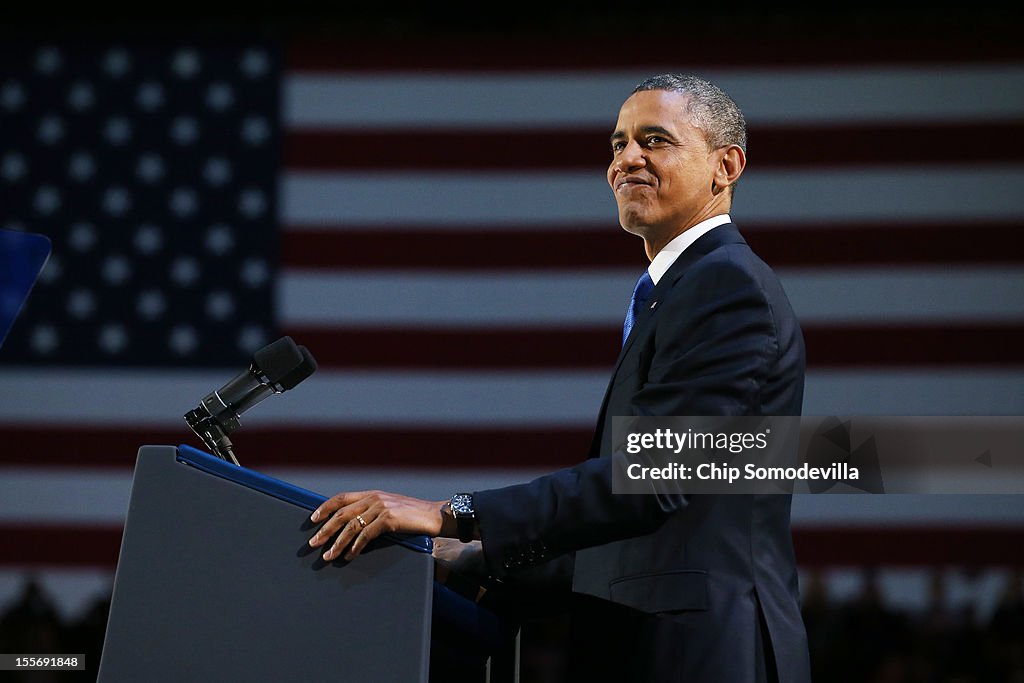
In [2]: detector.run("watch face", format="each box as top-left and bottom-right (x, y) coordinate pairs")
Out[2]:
(451, 493), (474, 516)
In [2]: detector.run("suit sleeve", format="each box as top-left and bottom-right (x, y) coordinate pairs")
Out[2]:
(474, 253), (780, 578)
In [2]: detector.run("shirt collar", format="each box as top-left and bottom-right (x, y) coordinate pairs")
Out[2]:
(648, 214), (732, 285)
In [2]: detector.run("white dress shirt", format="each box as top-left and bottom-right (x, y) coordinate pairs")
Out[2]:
(647, 214), (732, 285)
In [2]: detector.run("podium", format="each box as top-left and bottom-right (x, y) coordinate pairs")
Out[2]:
(98, 445), (518, 682)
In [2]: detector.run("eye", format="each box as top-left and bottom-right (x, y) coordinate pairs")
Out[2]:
(645, 135), (666, 147)
(611, 140), (626, 153)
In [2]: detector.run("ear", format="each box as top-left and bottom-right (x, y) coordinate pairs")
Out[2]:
(712, 144), (746, 195)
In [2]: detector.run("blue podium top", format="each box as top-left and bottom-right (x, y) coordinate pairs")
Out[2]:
(176, 443), (432, 554)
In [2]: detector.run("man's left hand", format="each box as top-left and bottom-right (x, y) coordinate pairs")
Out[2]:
(308, 491), (449, 562)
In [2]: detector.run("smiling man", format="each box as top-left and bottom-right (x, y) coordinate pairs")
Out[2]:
(609, 83), (746, 260)
(307, 74), (811, 682)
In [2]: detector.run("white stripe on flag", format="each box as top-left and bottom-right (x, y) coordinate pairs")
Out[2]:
(279, 269), (639, 327)
(282, 168), (1024, 226)
(0, 368), (609, 426)
(4, 467), (1024, 525)
(284, 66), (1024, 129)
(1, 370), (1023, 425)
(279, 268), (1024, 326)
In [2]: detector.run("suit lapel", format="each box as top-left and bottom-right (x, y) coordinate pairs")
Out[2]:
(587, 224), (747, 456)
(610, 223), (746, 378)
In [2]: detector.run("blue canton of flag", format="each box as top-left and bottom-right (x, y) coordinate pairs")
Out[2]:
(0, 42), (280, 367)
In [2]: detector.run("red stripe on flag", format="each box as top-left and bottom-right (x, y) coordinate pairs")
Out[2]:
(287, 36), (1024, 72)
(0, 427), (592, 469)
(283, 223), (1024, 270)
(285, 123), (1024, 170)
(746, 223), (1024, 268)
(280, 325), (1024, 370)
(0, 524), (123, 568)
(793, 527), (1024, 567)
(2, 524), (1021, 569)
(288, 327), (621, 369)
(284, 227), (638, 270)
(804, 325), (1024, 368)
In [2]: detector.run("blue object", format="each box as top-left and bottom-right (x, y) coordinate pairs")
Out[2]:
(175, 443), (432, 554)
(0, 230), (51, 348)
(622, 270), (655, 345)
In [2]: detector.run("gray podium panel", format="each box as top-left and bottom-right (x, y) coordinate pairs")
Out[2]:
(99, 446), (433, 682)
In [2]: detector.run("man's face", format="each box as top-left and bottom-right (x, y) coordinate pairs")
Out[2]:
(607, 90), (724, 255)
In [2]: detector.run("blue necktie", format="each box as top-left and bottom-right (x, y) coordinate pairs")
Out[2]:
(622, 271), (655, 346)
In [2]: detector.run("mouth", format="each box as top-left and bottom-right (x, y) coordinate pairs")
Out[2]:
(615, 176), (654, 192)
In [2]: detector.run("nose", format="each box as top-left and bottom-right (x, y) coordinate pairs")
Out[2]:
(614, 139), (646, 174)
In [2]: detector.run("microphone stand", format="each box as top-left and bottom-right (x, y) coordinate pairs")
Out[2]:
(183, 406), (242, 466)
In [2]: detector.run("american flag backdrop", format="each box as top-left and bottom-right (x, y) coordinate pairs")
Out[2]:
(1, 33), (1024, 619)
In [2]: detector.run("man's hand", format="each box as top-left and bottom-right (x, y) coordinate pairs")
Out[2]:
(308, 491), (449, 562)
(432, 538), (488, 579)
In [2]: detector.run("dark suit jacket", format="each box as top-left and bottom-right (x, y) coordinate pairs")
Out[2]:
(474, 223), (812, 682)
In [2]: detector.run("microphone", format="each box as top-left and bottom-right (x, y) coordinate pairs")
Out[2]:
(184, 336), (318, 465)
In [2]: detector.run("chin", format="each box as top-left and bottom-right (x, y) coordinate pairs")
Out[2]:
(618, 211), (652, 240)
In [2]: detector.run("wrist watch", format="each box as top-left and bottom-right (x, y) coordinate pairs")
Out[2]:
(449, 493), (476, 543)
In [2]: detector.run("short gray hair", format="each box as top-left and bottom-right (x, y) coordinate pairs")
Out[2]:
(632, 74), (747, 153)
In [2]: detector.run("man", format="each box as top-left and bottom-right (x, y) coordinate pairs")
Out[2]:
(307, 74), (811, 682)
